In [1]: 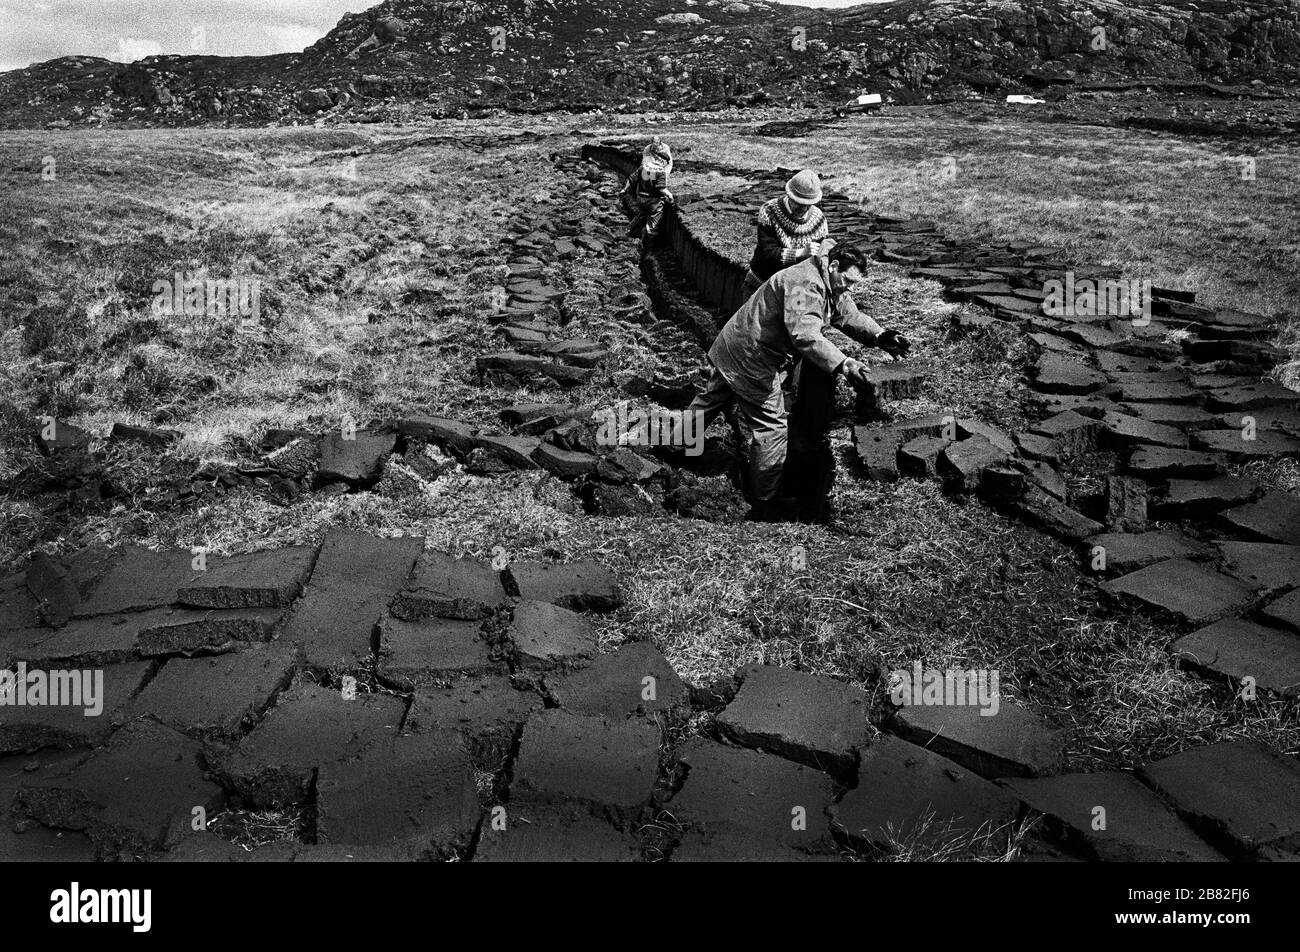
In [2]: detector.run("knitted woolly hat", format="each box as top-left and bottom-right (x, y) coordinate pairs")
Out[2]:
(786, 169), (822, 205)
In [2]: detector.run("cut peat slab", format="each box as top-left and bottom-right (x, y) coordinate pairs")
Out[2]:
(1101, 559), (1254, 626)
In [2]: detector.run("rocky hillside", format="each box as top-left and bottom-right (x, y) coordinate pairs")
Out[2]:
(3, 0), (1299, 127)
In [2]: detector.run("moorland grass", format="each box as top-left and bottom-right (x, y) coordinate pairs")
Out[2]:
(1, 117), (1295, 802)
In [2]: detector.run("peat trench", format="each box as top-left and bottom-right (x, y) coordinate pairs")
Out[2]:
(581, 139), (1300, 706)
(3, 143), (1299, 863)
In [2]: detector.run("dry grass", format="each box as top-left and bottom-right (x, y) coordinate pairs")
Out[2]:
(842, 813), (1042, 863)
(0, 121), (694, 558)
(2, 114), (1297, 795)
(0, 125), (643, 470)
(667, 112), (1300, 313)
(206, 806), (310, 851)
(666, 109), (1300, 381)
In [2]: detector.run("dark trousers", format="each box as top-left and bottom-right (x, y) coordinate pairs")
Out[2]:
(623, 192), (666, 238)
(778, 361), (838, 523)
(684, 368), (788, 502)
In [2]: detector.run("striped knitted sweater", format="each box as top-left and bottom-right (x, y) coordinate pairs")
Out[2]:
(754, 196), (832, 278)
(759, 198), (828, 246)
(750, 198), (829, 281)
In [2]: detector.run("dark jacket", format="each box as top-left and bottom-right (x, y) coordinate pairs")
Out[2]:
(749, 221), (789, 282)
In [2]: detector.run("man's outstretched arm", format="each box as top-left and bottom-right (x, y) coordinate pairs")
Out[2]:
(830, 291), (884, 344)
(833, 292), (910, 358)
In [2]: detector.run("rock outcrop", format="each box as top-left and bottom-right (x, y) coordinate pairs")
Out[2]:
(2, 0), (1298, 127)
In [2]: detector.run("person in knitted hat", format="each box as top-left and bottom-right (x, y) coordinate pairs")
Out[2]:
(620, 137), (676, 241)
(742, 169), (829, 294)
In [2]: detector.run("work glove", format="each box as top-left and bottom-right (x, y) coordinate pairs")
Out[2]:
(876, 328), (911, 359)
(662, 189), (676, 205)
(839, 356), (870, 388)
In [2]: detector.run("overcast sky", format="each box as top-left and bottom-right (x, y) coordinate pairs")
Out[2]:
(0, 0), (880, 72)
